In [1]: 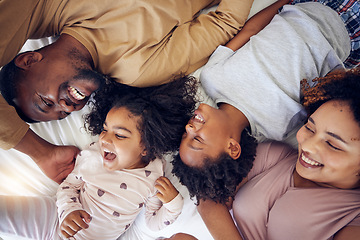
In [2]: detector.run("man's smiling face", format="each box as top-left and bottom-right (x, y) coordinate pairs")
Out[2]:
(14, 56), (104, 122)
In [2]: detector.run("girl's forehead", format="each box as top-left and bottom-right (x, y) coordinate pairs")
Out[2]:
(106, 107), (140, 126)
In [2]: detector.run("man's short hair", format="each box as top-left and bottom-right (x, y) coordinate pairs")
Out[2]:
(0, 56), (37, 123)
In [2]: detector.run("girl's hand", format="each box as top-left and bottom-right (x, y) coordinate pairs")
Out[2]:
(60, 210), (91, 238)
(155, 176), (179, 203)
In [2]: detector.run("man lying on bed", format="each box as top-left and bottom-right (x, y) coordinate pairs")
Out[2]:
(0, 0), (255, 184)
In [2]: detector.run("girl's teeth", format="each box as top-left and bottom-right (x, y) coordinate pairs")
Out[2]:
(194, 114), (204, 123)
(301, 154), (322, 166)
(69, 86), (85, 100)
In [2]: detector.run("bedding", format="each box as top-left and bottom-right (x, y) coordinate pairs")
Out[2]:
(0, 0), (298, 239)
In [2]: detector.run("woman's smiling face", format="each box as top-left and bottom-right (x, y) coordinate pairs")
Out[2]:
(296, 100), (360, 189)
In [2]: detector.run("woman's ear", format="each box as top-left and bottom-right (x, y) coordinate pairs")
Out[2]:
(14, 52), (43, 70)
(227, 139), (241, 160)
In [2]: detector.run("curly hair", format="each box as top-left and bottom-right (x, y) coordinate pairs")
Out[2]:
(172, 129), (257, 204)
(302, 67), (360, 125)
(85, 75), (198, 164)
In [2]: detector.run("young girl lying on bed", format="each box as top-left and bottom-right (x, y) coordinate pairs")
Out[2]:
(0, 76), (198, 240)
(170, 66), (360, 240)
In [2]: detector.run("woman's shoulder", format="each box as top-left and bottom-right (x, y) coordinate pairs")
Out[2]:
(248, 141), (297, 179)
(257, 141), (297, 161)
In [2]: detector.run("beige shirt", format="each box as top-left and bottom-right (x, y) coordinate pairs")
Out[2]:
(0, 0), (253, 149)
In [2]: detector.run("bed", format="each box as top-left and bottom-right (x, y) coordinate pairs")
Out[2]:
(0, 0), (299, 239)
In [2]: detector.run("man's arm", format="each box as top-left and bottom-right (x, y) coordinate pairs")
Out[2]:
(0, 90), (77, 184)
(226, 0), (291, 51)
(14, 128), (79, 184)
(132, 0), (255, 87)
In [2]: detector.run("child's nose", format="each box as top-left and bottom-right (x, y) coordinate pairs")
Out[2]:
(186, 123), (196, 133)
(100, 133), (112, 145)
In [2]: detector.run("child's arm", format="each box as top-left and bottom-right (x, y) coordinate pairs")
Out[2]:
(60, 210), (91, 238)
(56, 172), (91, 238)
(145, 176), (184, 231)
(160, 233), (199, 240)
(226, 0), (291, 51)
(155, 176), (179, 203)
(334, 226), (360, 240)
(197, 199), (243, 240)
(196, 177), (249, 240)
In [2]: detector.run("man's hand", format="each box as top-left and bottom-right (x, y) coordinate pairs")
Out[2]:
(60, 210), (91, 238)
(14, 129), (79, 184)
(155, 176), (179, 203)
(37, 144), (79, 183)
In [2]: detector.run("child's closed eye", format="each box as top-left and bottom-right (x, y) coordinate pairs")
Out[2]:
(115, 134), (127, 139)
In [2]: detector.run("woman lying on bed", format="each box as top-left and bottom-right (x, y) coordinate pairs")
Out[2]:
(170, 0), (360, 239)
(171, 66), (360, 240)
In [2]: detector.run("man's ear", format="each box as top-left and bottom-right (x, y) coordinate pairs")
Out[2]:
(14, 52), (43, 70)
(226, 139), (241, 160)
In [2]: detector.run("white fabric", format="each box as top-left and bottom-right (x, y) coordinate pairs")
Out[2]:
(200, 3), (350, 141)
(0, 195), (60, 240)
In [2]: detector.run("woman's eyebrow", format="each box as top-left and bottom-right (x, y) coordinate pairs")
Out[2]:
(308, 117), (315, 124)
(309, 116), (347, 143)
(326, 131), (347, 144)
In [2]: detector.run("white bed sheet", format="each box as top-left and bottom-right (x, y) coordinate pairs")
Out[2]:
(0, 1), (290, 239)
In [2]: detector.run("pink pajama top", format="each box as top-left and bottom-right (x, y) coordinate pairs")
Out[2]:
(56, 142), (183, 240)
(233, 142), (360, 240)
